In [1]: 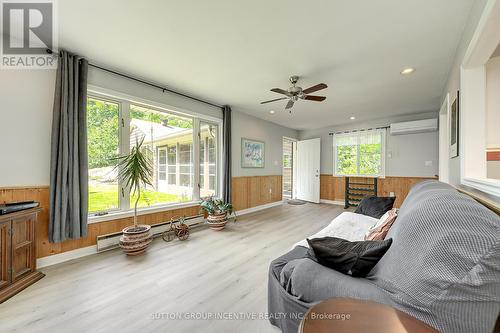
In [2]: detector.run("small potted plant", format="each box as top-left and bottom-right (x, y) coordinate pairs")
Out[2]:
(174, 216), (190, 240)
(200, 196), (233, 231)
(114, 138), (154, 255)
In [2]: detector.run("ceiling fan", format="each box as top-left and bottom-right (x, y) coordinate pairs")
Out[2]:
(260, 75), (327, 111)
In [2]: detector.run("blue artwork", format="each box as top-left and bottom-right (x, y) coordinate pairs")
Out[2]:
(241, 138), (265, 168)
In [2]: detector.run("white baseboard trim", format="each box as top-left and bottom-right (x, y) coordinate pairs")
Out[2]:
(37, 245), (97, 269)
(320, 199), (345, 206)
(234, 201), (283, 216)
(37, 202), (284, 268)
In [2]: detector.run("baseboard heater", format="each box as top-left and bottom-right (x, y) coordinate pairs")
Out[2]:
(96, 214), (205, 252)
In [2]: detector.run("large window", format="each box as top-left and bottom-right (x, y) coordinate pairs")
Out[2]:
(333, 129), (386, 177)
(87, 93), (220, 216)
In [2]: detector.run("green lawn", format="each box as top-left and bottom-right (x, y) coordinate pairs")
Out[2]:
(89, 184), (181, 213)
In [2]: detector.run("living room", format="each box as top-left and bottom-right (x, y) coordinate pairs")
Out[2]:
(0, 1), (499, 333)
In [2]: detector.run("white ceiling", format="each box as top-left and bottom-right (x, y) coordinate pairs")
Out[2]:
(59, 0), (475, 130)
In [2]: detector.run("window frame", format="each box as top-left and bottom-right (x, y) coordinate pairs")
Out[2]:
(333, 129), (386, 178)
(87, 85), (223, 222)
(86, 95), (124, 215)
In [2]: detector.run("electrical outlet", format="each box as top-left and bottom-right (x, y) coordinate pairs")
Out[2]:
(425, 160), (433, 167)
(269, 188), (272, 194)
(389, 192), (395, 197)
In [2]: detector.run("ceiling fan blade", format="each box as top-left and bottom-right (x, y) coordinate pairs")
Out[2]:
(260, 97), (288, 104)
(271, 88), (292, 96)
(285, 99), (294, 109)
(302, 83), (327, 94)
(304, 95), (326, 101)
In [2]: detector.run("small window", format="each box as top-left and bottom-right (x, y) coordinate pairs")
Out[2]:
(167, 145), (177, 185)
(158, 149), (167, 181)
(334, 129), (386, 177)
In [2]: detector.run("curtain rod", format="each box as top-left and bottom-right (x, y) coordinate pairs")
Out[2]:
(329, 125), (389, 136)
(46, 49), (223, 109)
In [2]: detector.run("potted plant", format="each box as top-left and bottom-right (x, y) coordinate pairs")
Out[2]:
(113, 138), (154, 255)
(200, 196), (233, 231)
(174, 216), (190, 240)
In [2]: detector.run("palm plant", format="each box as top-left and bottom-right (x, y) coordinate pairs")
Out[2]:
(113, 137), (153, 229)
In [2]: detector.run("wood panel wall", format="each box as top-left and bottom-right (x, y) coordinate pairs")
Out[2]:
(231, 175), (282, 211)
(320, 175), (437, 207)
(0, 187), (199, 259)
(1, 175), (427, 259)
(1, 175), (282, 259)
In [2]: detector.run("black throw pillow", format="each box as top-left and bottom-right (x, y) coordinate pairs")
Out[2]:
(307, 237), (392, 277)
(355, 195), (396, 219)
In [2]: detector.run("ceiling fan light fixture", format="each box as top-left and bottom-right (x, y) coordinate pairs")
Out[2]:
(269, 110), (275, 114)
(400, 67), (416, 75)
(260, 76), (328, 110)
(350, 116), (356, 120)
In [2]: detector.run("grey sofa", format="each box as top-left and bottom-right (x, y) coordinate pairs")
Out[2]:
(268, 180), (500, 333)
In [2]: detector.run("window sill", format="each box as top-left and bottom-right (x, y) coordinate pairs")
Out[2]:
(88, 201), (201, 224)
(462, 178), (500, 199)
(334, 174), (385, 179)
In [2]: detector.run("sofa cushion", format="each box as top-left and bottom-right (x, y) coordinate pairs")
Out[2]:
(365, 209), (398, 240)
(282, 256), (390, 304)
(355, 195), (396, 218)
(307, 237), (392, 277)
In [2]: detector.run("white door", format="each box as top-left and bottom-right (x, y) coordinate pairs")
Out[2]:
(296, 138), (321, 203)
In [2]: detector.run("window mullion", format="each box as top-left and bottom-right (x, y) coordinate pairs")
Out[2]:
(120, 101), (131, 211)
(192, 118), (201, 200)
(356, 134), (361, 176)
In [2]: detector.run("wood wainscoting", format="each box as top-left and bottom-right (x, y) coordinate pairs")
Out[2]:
(0, 175), (425, 259)
(320, 175), (437, 207)
(231, 175), (282, 211)
(0, 175), (283, 259)
(0, 187), (199, 259)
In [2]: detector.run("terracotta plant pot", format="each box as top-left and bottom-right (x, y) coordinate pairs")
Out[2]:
(207, 212), (228, 231)
(119, 224), (153, 255)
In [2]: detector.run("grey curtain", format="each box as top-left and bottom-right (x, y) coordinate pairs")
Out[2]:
(49, 50), (89, 243)
(222, 105), (232, 203)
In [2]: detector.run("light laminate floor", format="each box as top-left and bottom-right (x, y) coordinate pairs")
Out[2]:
(0, 203), (344, 333)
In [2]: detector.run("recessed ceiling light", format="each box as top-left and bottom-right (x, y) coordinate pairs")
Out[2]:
(269, 110), (275, 114)
(350, 116), (356, 120)
(400, 67), (416, 75)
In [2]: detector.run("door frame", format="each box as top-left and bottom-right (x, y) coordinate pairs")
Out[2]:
(439, 93), (450, 183)
(282, 136), (298, 200)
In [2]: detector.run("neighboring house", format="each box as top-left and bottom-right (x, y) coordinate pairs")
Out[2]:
(130, 119), (217, 198)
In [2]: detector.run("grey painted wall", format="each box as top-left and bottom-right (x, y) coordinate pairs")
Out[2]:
(0, 69), (56, 186)
(299, 112), (439, 177)
(441, 0), (487, 186)
(0, 66), (222, 187)
(232, 110), (298, 177)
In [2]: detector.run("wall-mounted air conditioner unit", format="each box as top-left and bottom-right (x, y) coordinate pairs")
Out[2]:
(390, 118), (438, 135)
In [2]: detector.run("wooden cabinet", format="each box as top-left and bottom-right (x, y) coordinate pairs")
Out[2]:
(0, 208), (44, 303)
